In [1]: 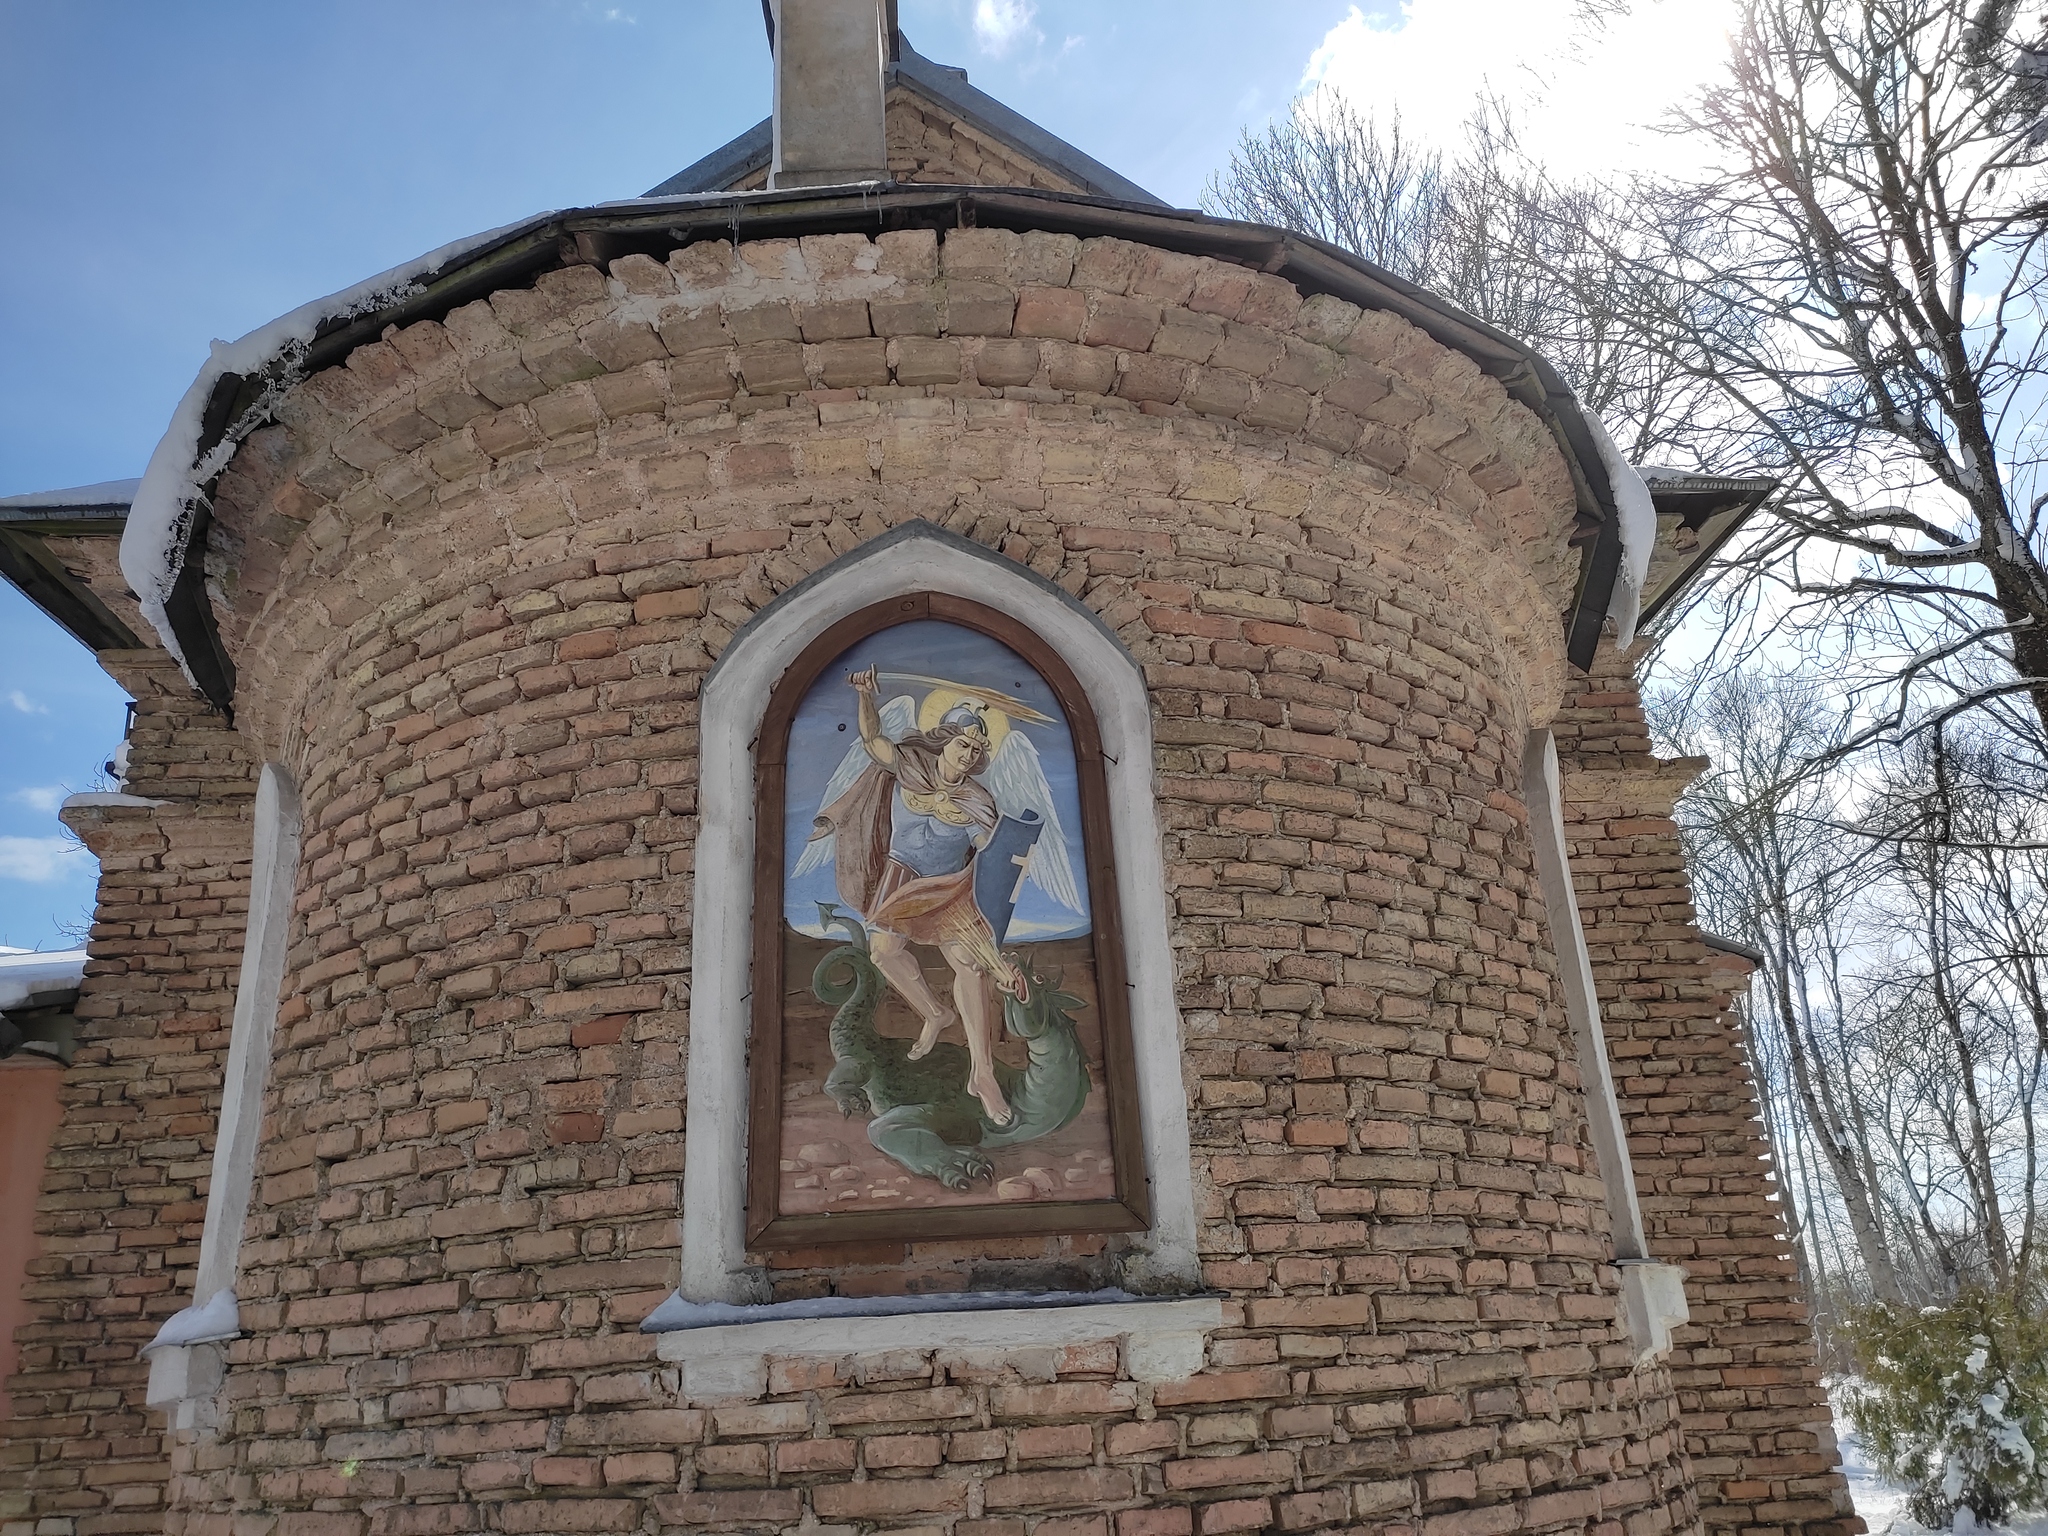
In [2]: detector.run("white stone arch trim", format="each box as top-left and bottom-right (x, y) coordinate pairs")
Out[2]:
(670, 521), (1200, 1308)
(143, 762), (301, 1425)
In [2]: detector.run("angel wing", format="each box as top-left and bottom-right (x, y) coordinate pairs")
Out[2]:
(790, 694), (918, 878)
(982, 731), (1085, 914)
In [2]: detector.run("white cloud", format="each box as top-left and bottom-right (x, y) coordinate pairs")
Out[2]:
(6, 689), (48, 715)
(0, 836), (89, 883)
(973, 0), (1040, 57)
(10, 786), (66, 815)
(1302, 0), (1741, 180)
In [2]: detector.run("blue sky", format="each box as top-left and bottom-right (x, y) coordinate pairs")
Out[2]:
(3, 0), (1728, 949)
(0, 0), (1360, 949)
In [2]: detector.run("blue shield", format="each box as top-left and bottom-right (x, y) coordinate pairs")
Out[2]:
(974, 811), (1047, 947)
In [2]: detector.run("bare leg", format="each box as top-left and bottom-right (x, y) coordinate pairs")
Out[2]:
(869, 930), (954, 1056)
(944, 940), (1011, 1125)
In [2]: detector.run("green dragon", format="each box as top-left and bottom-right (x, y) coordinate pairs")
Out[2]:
(811, 905), (1093, 1189)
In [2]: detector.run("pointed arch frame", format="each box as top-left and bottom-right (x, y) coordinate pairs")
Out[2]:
(746, 591), (1150, 1248)
(674, 522), (1199, 1305)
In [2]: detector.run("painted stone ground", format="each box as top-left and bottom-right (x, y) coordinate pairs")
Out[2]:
(775, 930), (1115, 1218)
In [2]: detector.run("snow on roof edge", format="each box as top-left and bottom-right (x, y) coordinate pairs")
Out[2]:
(0, 479), (141, 511)
(1580, 408), (1657, 650)
(117, 215), (558, 680)
(142, 1288), (241, 1354)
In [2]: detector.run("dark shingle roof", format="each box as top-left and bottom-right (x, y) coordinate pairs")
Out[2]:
(644, 34), (1164, 207)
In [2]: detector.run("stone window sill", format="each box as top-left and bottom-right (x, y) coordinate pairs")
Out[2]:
(643, 1289), (1224, 1403)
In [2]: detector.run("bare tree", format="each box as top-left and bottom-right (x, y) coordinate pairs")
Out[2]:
(1210, 0), (2048, 755)
(1626, 0), (2048, 747)
(1204, 95), (1453, 283)
(1865, 728), (2048, 1287)
(1661, 661), (2048, 1300)
(1203, 94), (1736, 462)
(1662, 668), (1911, 1300)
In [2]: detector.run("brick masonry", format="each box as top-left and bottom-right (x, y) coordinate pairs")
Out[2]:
(1, 223), (1849, 1536)
(2, 651), (258, 1534)
(1552, 644), (1858, 1536)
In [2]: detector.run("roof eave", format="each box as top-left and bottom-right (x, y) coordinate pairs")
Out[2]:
(152, 185), (1633, 712)
(1637, 473), (1779, 631)
(0, 496), (142, 653)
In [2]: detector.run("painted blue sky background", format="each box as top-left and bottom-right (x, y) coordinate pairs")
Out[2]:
(782, 620), (1090, 942)
(0, 0), (1726, 946)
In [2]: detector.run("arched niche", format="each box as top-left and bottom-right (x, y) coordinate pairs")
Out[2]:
(653, 521), (1210, 1397)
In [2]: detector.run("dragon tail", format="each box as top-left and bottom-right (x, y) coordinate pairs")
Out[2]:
(812, 904), (884, 1059)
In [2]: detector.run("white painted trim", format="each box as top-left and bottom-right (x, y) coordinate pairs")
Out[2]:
(141, 763), (301, 1404)
(145, 1339), (227, 1432)
(1618, 1259), (1691, 1366)
(1523, 730), (1689, 1361)
(656, 1296), (1223, 1404)
(679, 522), (1199, 1304)
(200, 763), (302, 1296)
(1524, 731), (1648, 1258)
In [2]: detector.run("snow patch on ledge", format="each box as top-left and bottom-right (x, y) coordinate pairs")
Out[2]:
(142, 1289), (240, 1354)
(0, 948), (88, 1012)
(1580, 409), (1658, 648)
(117, 216), (555, 681)
(61, 792), (168, 812)
(643, 1286), (1165, 1332)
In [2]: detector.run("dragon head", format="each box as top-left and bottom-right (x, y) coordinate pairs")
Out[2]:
(814, 902), (870, 951)
(1000, 958), (1086, 1041)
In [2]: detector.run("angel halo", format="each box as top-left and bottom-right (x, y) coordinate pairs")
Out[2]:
(792, 671), (1086, 930)
(748, 594), (1147, 1247)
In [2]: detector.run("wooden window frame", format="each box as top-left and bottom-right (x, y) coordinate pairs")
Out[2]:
(745, 591), (1151, 1250)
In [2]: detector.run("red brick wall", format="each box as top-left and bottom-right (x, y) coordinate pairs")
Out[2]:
(97, 227), (1710, 1536)
(156, 505), (1700, 1536)
(3, 650), (256, 1536)
(1552, 643), (1857, 1536)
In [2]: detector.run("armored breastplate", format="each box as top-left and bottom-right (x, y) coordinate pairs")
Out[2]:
(888, 785), (978, 877)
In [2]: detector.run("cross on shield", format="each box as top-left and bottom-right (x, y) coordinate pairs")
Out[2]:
(973, 810), (1047, 947)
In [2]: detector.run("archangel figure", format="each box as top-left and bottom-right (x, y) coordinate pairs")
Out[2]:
(794, 665), (1084, 1126)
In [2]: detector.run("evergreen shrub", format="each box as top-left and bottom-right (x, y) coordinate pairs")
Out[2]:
(1845, 1287), (2048, 1526)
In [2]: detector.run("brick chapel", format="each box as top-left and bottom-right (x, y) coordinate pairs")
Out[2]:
(0, 8), (1859, 1536)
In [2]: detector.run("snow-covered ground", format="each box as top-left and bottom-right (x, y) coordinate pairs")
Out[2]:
(1838, 1404), (1917, 1534)
(1835, 1405), (2048, 1536)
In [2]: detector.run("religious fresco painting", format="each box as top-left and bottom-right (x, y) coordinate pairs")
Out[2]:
(746, 596), (1148, 1248)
